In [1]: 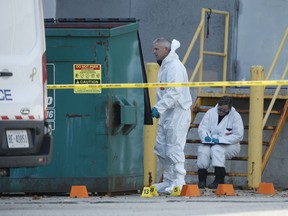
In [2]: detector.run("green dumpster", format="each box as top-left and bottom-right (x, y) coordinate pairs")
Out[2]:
(0, 18), (150, 193)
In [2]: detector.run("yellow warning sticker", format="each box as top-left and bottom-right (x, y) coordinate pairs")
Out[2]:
(73, 64), (102, 94)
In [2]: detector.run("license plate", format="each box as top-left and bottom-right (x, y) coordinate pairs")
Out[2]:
(6, 130), (29, 148)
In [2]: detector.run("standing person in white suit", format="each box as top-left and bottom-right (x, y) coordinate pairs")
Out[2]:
(150, 37), (192, 194)
(197, 96), (244, 189)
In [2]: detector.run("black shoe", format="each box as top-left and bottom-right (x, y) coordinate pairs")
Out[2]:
(208, 167), (226, 189)
(198, 169), (208, 189)
(207, 180), (224, 189)
(198, 181), (206, 189)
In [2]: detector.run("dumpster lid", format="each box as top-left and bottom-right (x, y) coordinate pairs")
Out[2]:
(45, 18), (139, 29)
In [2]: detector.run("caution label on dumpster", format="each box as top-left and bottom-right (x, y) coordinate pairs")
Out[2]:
(73, 64), (102, 94)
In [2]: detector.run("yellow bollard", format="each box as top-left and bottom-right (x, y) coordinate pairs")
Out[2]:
(248, 65), (264, 189)
(143, 63), (159, 186)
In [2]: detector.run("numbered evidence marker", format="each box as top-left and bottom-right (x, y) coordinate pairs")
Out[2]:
(170, 186), (181, 196)
(141, 187), (153, 198)
(149, 185), (159, 196)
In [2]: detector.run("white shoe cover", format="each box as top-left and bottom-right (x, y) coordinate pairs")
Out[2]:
(164, 173), (185, 194)
(164, 182), (184, 194)
(153, 182), (170, 193)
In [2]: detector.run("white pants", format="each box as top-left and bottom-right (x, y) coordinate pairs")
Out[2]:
(154, 108), (191, 164)
(153, 108), (191, 192)
(197, 143), (240, 168)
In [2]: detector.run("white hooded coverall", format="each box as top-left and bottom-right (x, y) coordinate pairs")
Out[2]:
(153, 39), (192, 193)
(197, 105), (244, 169)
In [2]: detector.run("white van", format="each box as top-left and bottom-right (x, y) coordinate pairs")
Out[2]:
(0, 0), (53, 168)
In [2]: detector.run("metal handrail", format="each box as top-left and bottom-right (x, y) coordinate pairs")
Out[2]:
(265, 28), (288, 81)
(184, 9), (288, 182)
(261, 28), (288, 174)
(182, 8), (229, 94)
(262, 28), (288, 128)
(182, 19), (204, 66)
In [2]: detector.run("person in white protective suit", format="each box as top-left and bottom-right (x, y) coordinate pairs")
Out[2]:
(150, 37), (192, 194)
(197, 96), (244, 189)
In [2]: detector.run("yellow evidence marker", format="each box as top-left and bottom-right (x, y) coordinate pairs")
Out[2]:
(141, 187), (153, 198)
(170, 186), (181, 196)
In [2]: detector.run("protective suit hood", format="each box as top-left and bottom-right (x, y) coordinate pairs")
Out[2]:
(163, 39), (180, 63)
(154, 38), (192, 113)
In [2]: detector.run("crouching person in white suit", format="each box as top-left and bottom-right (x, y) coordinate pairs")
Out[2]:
(197, 96), (244, 189)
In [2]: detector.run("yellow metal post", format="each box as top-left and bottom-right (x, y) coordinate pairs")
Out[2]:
(143, 63), (159, 186)
(248, 65), (264, 189)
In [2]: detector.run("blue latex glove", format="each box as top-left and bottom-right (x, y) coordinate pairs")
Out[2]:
(204, 136), (212, 142)
(151, 107), (160, 118)
(212, 138), (219, 144)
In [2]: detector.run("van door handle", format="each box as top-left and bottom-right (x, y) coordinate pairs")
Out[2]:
(0, 72), (13, 77)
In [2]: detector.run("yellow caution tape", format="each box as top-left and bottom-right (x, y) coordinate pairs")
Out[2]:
(47, 80), (288, 90)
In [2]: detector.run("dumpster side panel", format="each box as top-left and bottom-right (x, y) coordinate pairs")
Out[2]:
(108, 32), (144, 179)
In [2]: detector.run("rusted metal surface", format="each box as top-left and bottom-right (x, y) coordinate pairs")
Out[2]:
(198, 92), (288, 99)
(185, 155), (248, 161)
(187, 171), (248, 177)
(186, 139), (269, 146)
(193, 108), (282, 115)
(190, 123), (276, 131)
(65, 114), (91, 118)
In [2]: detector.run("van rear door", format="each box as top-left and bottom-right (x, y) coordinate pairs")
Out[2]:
(0, 0), (52, 168)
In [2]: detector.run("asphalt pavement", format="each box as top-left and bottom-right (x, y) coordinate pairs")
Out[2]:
(1, 188), (288, 216)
